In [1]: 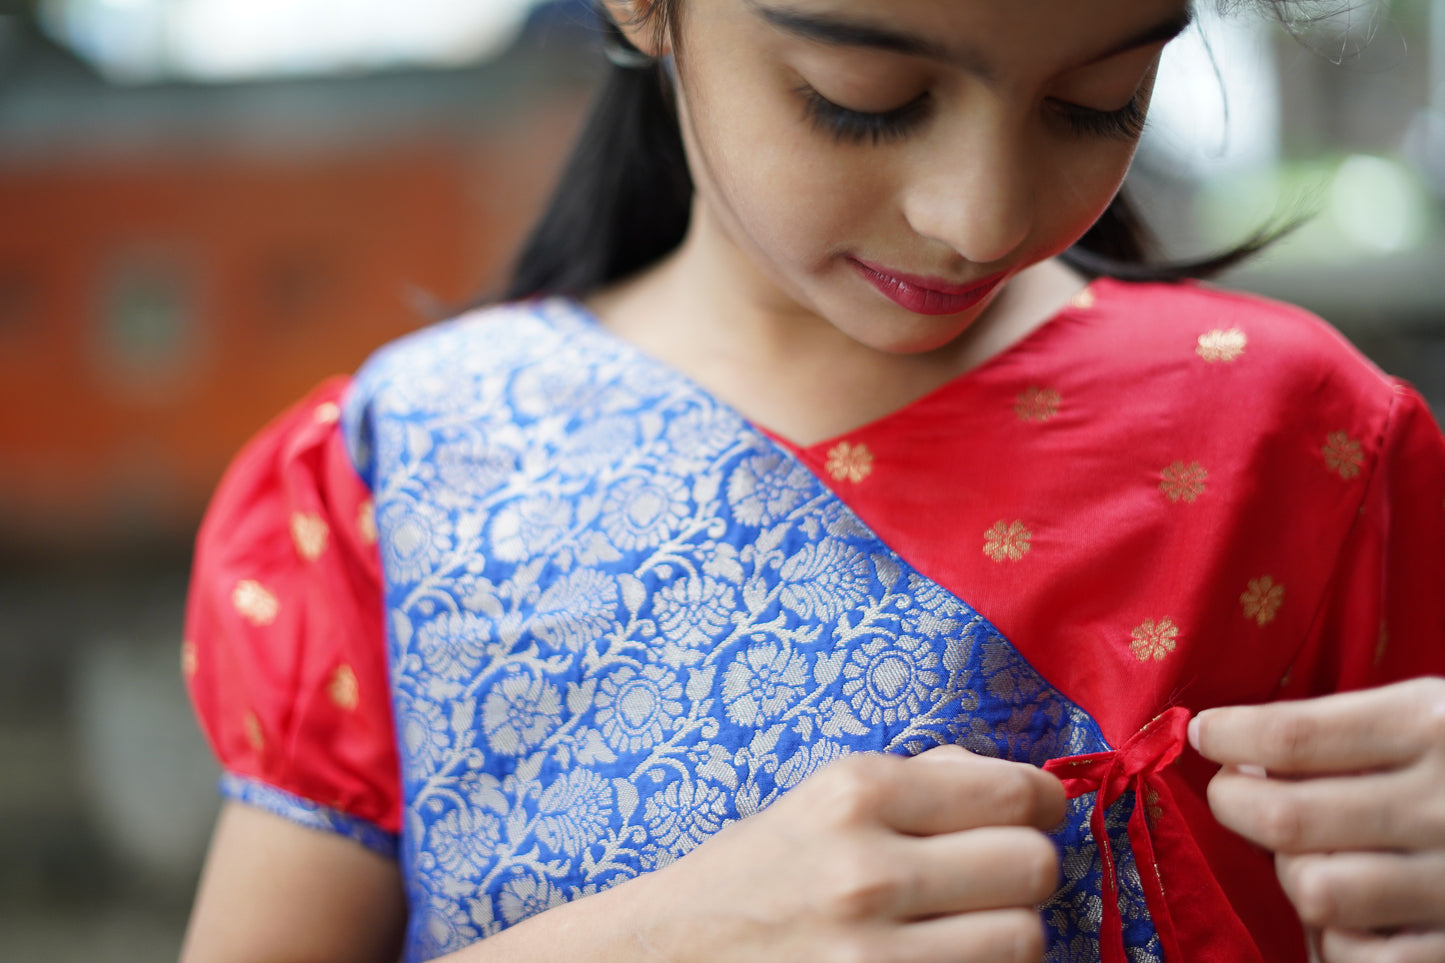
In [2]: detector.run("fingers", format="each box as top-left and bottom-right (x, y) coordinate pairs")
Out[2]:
(809, 747), (1065, 836)
(812, 828), (1056, 925)
(1279, 851), (1445, 931)
(1319, 928), (1445, 963)
(872, 910), (1046, 963)
(853, 827), (1059, 919)
(1190, 678), (1445, 775)
(1208, 765), (1445, 853)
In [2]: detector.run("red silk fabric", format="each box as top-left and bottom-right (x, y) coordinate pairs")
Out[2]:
(184, 280), (1445, 959)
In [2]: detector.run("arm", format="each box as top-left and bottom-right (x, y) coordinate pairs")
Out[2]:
(183, 747), (1066, 963)
(180, 803), (407, 963)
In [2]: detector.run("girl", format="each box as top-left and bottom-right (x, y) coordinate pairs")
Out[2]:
(179, 1), (1445, 961)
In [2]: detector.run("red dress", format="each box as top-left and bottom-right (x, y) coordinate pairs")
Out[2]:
(184, 278), (1445, 961)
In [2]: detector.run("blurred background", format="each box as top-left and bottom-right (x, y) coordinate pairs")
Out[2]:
(0, 0), (1441, 958)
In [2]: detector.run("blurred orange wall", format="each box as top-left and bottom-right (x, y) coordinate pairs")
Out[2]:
(0, 94), (585, 548)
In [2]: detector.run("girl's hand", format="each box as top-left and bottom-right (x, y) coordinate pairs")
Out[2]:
(623, 746), (1066, 963)
(1190, 678), (1445, 963)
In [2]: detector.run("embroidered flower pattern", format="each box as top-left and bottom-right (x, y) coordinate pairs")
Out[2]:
(644, 781), (730, 856)
(243, 712), (265, 753)
(232, 579), (279, 626)
(984, 520), (1032, 561)
(328, 664), (360, 711)
(1014, 386), (1062, 423)
(379, 497), (453, 584)
(290, 511), (329, 562)
(1145, 790), (1164, 826)
(778, 540), (872, 619)
(654, 576), (737, 648)
(1070, 287), (1096, 311)
(1239, 576), (1284, 627)
(842, 634), (943, 725)
(532, 568), (620, 652)
(537, 769), (613, 858)
(357, 499), (378, 544)
(1130, 618), (1179, 663)
(330, 300), (1125, 962)
(181, 640), (198, 679)
(481, 668), (562, 756)
(596, 665), (684, 754)
(1159, 462), (1207, 504)
(727, 451), (811, 524)
(601, 474), (691, 550)
(1196, 328), (1247, 363)
(722, 637), (810, 726)
(1322, 431), (1364, 480)
(498, 873), (564, 927)
(430, 806), (502, 881)
(489, 495), (573, 563)
(825, 441), (874, 483)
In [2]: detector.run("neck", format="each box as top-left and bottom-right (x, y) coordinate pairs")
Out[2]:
(586, 202), (1087, 446)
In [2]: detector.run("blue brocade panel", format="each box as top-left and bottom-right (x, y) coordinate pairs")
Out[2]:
(344, 300), (1161, 963)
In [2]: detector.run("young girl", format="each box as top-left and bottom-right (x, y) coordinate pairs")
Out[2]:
(179, 1), (1445, 961)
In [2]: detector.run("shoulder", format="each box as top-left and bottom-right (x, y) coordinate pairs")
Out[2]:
(1089, 277), (1399, 414)
(351, 298), (584, 395)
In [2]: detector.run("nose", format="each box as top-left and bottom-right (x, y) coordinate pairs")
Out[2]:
(901, 124), (1034, 266)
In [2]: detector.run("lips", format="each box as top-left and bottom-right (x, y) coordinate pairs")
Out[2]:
(850, 258), (1007, 316)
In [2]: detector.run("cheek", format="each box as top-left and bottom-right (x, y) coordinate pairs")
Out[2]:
(1036, 142), (1140, 253)
(691, 82), (889, 267)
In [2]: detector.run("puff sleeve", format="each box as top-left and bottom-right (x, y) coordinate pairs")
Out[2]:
(184, 377), (402, 854)
(1293, 382), (1445, 694)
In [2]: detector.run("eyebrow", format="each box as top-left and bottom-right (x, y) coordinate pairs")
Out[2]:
(747, 2), (1196, 83)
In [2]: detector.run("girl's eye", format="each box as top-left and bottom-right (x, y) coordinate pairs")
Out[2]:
(1049, 94), (1148, 141)
(798, 85), (933, 146)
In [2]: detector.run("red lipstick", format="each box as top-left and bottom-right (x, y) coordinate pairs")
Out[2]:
(850, 258), (1006, 316)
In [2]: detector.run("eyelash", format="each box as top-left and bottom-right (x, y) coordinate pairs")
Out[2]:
(798, 85), (933, 146)
(798, 85), (1148, 145)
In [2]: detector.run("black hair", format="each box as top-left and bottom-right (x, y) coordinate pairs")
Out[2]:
(502, 3), (1291, 301)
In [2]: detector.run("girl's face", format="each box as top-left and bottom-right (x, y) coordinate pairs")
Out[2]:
(658, 0), (1193, 354)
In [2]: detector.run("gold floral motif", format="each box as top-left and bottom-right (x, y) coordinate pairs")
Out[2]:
(329, 664), (360, 712)
(1145, 789), (1164, 826)
(826, 441), (874, 483)
(1070, 287), (1096, 311)
(181, 640), (198, 679)
(314, 401), (342, 425)
(1240, 576), (1284, 627)
(1322, 432), (1364, 480)
(290, 512), (330, 562)
(1159, 461), (1207, 503)
(232, 579), (279, 626)
(983, 520), (1033, 562)
(1130, 618), (1179, 662)
(1196, 328), (1248, 363)
(1014, 386), (1062, 423)
(357, 499), (378, 545)
(243, 712), (265, 754)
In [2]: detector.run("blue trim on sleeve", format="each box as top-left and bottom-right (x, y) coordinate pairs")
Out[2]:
(220, 773), (399, 860)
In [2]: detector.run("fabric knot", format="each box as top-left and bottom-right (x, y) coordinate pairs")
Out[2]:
(1044, 706), (1191, 963)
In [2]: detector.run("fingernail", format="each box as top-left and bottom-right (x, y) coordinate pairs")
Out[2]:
(1237, 764), (1267, 778)
(1187, 716), (1201, 752)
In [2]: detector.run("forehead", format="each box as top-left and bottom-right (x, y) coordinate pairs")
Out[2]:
(732, 0), (1195, 76)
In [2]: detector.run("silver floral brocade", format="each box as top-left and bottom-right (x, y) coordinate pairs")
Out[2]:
(332, 299), (1159, 962)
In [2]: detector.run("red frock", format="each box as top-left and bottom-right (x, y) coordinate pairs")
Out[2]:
(184, 277), (1445, 961)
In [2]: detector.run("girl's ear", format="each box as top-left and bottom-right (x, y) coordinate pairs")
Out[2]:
(600, 0), (673, 58)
